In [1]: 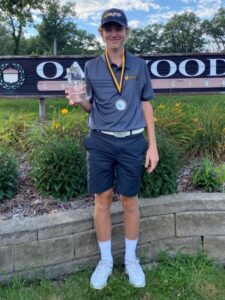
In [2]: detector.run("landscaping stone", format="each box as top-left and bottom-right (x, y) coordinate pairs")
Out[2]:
(139, 214), (175, 243)
(14, 236), (74, 271)
(0, 193), (225, 283)
(176, 211), (225, 236)
(204, 236), (225, 260)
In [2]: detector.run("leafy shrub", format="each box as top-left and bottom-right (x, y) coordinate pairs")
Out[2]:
(192, 158), (224, 192)
(26, 107), (88, 151)
(187, 103), (225, 159)
(29, 137), (87, 201)
(153, 99), (225, 160)
(214, 164), (225, 185)
(153, 101), (192, 153)
(140, 132), (180, 197)
(0, 148), (19, 202)
(0, 115), (31, 151)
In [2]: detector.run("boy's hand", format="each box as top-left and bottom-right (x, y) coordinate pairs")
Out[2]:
(65, 85), (87, 105)
(145, 146), (159, 173)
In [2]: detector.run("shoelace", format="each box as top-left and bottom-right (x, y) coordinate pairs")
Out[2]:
(126, 259), (142, 274)
(95, 260), (112, 277)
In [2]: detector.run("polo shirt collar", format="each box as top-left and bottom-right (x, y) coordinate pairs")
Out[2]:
(101, 50), (132, 69)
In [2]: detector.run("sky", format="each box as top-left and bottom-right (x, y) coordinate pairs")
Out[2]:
(27, 0), (225, 39)
(60, 0), (225, 36)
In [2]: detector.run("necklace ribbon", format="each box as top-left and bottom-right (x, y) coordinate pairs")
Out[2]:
(105, 49), (125, 95)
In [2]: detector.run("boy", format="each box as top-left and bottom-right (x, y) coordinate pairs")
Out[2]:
(66, 8), (159, 289)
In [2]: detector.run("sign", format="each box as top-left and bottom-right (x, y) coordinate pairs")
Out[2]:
(0, 53), (225, 97)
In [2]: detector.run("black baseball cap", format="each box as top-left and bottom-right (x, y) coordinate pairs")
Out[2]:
(100, 8), (128, 28)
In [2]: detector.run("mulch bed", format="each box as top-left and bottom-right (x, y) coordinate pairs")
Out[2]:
(0, 154), (208, 221)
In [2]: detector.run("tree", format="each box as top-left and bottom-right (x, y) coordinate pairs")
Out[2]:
(0, 0), (43, 54)
(37, 0), (101, 55)
(126, 24), (163, 54)
(37, 0), (76, 55)
(202, 8), (225, 52)
(61, 27), (102, 55)
(0, 16), (14, 55)
(161, 11), (205, 53)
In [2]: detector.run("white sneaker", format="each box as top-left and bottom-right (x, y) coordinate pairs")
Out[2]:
(90, 260), (113, 290)
(125, 258), (146, 288)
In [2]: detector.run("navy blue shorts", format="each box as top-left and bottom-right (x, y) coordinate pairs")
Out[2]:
(84, 130), (148, 197)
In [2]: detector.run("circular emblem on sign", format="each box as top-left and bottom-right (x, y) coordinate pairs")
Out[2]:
(0, 63), (25, 90)
(115, 98), (127, 111)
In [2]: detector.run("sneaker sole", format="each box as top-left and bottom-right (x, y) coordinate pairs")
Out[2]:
(128, 280), (146, 288)
(90, 270), (112, 290)
(90, 282), (107, 290)
(125, 269), (146, 288)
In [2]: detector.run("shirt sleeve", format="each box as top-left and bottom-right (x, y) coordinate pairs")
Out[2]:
(141, 60), (154, 101)
(84, 62), (94, 103)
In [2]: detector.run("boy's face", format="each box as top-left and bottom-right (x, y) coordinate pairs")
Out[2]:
(100, 22), (129, 51)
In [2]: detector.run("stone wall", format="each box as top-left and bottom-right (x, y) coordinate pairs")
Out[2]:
(0, 192), (225, 283)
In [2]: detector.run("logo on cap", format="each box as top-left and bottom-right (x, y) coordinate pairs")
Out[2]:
(103, 12), (122, 19)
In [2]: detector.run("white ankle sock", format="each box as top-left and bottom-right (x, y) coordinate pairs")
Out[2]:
(98, 240), (113, 263)
(125, 237), (138, 262)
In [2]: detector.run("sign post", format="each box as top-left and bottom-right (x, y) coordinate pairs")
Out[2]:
(39, 97), (46, 122)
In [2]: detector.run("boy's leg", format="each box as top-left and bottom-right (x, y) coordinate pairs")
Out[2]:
(120, 194), (146, 288)
(90, 188), (113, 290)
(94, 188), (113, 241)
(94, 188), (113, 262)
(120, 195), (140, 262)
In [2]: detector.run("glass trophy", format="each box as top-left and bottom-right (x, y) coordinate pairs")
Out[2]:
(66, 62), (87, 103)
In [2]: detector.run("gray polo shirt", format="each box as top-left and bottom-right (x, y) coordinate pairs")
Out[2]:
(85, 51), (154, 131)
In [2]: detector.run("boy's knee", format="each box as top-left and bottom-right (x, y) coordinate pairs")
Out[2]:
(95, 189), (113, 211)
(120, 195), (139, 212)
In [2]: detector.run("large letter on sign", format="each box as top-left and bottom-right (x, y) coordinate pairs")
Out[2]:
(208, 59), (225, 76)
(36, 61), (63, 79)
(179, 59), (205, 77)
(151, 60), (177, 78)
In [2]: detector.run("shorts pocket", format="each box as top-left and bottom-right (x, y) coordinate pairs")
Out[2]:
(83, 134), (92, 150)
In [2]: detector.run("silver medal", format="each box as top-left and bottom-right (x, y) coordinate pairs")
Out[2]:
(115, 98), (127, 111)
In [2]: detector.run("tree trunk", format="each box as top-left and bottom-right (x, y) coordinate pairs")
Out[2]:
(53, 38), (57, 55)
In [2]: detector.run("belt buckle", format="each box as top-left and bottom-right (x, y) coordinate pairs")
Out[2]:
(114, 131), (128, 138)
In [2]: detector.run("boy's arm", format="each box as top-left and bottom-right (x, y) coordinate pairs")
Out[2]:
(76, 100), (92, 113)
(142, 101), (159, 173)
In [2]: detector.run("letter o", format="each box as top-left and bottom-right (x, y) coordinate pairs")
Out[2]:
(36, 61), (63, 79)
(151, 60), (177, 78)
(179, 59), (205, 77)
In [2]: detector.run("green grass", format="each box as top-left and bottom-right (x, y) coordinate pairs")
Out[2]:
(0, 98), (70, 119)
(1, 94), (225, 118)
(1, 252), (225, 300)
(154, 94), (225, 106)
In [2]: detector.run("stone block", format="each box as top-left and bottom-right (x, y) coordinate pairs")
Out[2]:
(74, 229), (98, 258)
(151, 237), (202, 259)
(140, 193), (225, 217)
(204, 236), (225, 260)
(0, 245), (14, 273)
(139, 214), (175, 243)
(44, 260), (79, 279)
(14, 236), (74, 271)
(140, 194), (181, 217)
(37, 209), (93, 240)
(0, 218), (37, 246)
(176, 211), (225, 237)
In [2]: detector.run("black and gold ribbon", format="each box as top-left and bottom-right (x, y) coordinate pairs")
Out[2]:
(104, 49), (125, 95)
